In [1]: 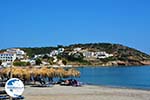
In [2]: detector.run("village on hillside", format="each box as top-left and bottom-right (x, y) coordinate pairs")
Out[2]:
(0, 47), (113, 68)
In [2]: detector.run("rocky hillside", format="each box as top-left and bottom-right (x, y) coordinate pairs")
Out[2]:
(66, 43), (150, 66)
(20, 43), (150, 66)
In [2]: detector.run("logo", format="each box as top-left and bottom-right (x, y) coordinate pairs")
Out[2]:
(5, 78), (24, 97)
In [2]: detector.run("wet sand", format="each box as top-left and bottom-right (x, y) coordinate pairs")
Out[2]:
(22, 85), (150, 100)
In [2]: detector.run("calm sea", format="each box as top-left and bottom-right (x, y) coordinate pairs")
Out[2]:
(75, 66), (150, 90)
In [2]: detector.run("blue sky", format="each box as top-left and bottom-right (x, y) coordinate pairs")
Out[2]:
(0, 0), (150, 53)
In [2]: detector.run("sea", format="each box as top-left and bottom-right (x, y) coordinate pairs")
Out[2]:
(75, 66), (150, 90)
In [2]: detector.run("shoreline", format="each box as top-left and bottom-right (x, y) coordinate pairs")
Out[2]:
(13, 64), (150, 68)
(69, 64), (150, 68)
(88, 84), (150, 91)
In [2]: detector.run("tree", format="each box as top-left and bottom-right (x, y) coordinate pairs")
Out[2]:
(43, 55), (49, 59)
(35, 58), (42, 65)
(13, 61), (31, 66)
(26, 62), (31, 66)
(48, 57), (54, 65)
(62, 59), (67, 65)
(57, 54), (62, 60)
(57, 45), (64, 48)
(67, 53), (84, 62)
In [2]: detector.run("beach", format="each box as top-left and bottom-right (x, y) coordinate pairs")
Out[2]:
(21, 85), (150, 100)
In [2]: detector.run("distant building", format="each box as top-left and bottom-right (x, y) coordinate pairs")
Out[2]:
(74, 48), (81, 52)
(96, 52), (113, 59)
(50, 48), (65, 57)
(34, 54), (45, 59)
(21, 59), (36, 65)
(83, 51), (113, 58)
(7, 48), (26, 59)
(1, 61), (12, 67)
(58, 48), (65, 53)
(50, 50), (59, 57)
(83, 51), (94, 58)
(0, 52), (16, 62)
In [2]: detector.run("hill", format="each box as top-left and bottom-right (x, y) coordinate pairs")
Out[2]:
(21, 43), (150, 66)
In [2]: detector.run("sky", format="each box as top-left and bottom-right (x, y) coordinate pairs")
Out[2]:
(0, 0), (150, 54)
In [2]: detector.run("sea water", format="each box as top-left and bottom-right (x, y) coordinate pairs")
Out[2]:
(76, 66), (150, 90)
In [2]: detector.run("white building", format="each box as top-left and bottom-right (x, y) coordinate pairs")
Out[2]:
(1, 62), (12, 67)
(34, 54), (45, 59)
(0, 52), (16, 62)
(83, 51), (94, 58)
(83, 51), (113, 59)
(74, 48), (81, 52)
(96, 52), (113, 59)
(50, 48), (65, 57)
(7, 48), (26, 59)
(21, 59), (36, 65)
(58, 48), (65, 53)
(50, 50), (59, 57)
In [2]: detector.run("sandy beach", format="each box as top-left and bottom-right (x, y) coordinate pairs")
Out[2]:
(20, 85), (150, 100)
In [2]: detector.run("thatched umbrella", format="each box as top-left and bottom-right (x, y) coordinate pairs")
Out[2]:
(38, 67), (49, 77)
(55, 68), (66, 78)
(0, 67), (26, 80)
(0, 68), (11, 75)
(30, 67), (39, 77)
(48, 68), (56, 78)
(0, 67), (11, 79)
(67, 68), (80, 78)
(12, 67), (24, 78)
(22, 68), (32, 81)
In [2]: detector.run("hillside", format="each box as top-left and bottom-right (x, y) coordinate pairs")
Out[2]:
(21, 43), (150, 66)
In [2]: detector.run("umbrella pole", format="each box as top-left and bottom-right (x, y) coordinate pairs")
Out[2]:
(9, 61), (13, 100)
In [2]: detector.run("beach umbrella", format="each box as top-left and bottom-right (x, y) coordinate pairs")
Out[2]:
(12, 67), (24, 78)
(1, 67), (15, 78)
(0, 68), (9, 75)
(30, 67), (39, 77)
(48, 67), (56, 78)
(67, 68), (80, 78)
(37, 67), (49, 77)
(55, 68), (66, 78)
(27, 67), (40, 84)
(22, 67), (32, 80)
(1, 67), (24, 79)
(0, 68), (11, 78)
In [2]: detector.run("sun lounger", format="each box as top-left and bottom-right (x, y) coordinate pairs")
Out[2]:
(12, 95), (24, 100)
(0, 95), (9, 100)
(0, 90), (24, 100)
(0, 91), (6, 95)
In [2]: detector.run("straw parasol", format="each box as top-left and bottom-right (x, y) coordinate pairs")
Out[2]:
(0, 67), (11, 79)
(38, 67), (49, 77)
(30, 67), (39, 77)
(67, 68), (80, 78)
(0, 67), (11, 76)
(55, 68), (66, 78)
(12, 67), (24, 78)
(48, 67), (56, 78)
(22, 67), (32, 81)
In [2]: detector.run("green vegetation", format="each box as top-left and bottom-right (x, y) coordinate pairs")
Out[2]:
(67, 53), (84, 62)
(100, 57), (118, 62)
(13, 61), (30, 66)
(35, 58), (42, 65)
(48, 57), (54, 65)
(69, 43), (150, 60)
(22, 47), (57, 57)
(62, 59), (67, 65)
(1, 43), (150, 66)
